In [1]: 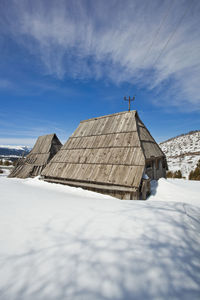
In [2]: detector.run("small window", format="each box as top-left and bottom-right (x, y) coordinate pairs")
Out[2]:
(146, 161), (152, 169)
(156, 159), (159, 170)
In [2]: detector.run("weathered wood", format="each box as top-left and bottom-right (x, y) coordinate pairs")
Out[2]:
(9, 134), (62, 179)
(42, 111), (167, 199)
(42, 176), (138, 199)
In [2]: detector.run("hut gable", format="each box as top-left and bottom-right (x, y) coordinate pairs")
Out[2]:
(42, 111), (167, 199)
(9, 134), (62, 179)
(136, 116), (164, 159)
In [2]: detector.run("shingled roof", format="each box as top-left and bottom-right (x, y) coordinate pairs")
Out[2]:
(42, 111), (165, 199)
(9, 134), (62, 178)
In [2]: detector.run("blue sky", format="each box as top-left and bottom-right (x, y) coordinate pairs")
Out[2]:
(0, 0), (200, 146)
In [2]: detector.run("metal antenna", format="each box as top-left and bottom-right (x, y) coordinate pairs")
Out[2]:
(124, 96), (135, 112)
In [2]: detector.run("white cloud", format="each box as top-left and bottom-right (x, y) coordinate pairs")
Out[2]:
(2, 0), (200, 110)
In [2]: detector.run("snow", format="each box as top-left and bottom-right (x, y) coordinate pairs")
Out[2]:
(0, 145), (30, 150)
(166, 154), (200, 179)
(0, 155), (23, 158)
(160, 131), (200, 178)
(0, 175), (200, 300)
(150, 178), (200, 207)
(0, 168), (11, 177)
(160, 132), (200, 156)
(142, 173), (149, 180)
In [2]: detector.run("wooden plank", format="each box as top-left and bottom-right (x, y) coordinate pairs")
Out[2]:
(125, 112), (137, 132)
(107, 165), (129, 186)
(79, 148), (90, 164)
(43, 161), (144, 188)
(142, 141), (163, 159)
(86, 119), (99, 136)
(110, 114), (122, 133)
(83, 164), (96, 181)
(46, 146), (146, 166)
(93, 164), (113, 183)
(82, 120), (96, 136)
(139, 126), (154, 142)
(101, 116), (114, 135)
(95, 117), (107, 135)
(132, 166), (144, 187)
(43, 177), (138, 193)
(71, 122), (84, 137)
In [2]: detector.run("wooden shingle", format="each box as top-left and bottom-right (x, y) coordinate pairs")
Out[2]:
(9, 134), (62, 178)
(42, 111), (166, 199)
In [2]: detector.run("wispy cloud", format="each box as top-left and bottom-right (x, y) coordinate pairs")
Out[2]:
(1, 0), (200, 110)
(0, 114), (70, 146)
(0, 79), (13, 89)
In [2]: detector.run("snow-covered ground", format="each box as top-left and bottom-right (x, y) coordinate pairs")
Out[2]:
(0, 168), (10, 177)
(0, 174), (200, 300)
(150, 178), (200, 207)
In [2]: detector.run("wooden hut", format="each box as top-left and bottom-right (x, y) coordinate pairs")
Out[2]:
(41, 111), (167, 199)
(9, 134), (62, 178)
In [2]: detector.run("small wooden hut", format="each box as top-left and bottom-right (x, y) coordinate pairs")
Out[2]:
(9, 134), (62, 178)
(42, 111), (167, 199)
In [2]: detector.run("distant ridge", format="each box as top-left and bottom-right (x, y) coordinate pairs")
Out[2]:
(160, 130), (200, 145)
(0, 145), (31, 161)
(0, 145), (31, 151)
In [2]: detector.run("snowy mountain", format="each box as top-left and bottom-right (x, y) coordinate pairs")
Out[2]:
(0, 145), (30, 161)
(160, 130), (200, 178)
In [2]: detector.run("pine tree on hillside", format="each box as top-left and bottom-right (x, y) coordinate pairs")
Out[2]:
(166, 171), (173, 178)
(166, 170), (182, 178)
(4, 160), (11, 166)
(174, 170), (182, 179)
(189, 160), (200, 181)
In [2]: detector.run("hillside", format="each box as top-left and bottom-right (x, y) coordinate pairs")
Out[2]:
(160, 131), (200, 178)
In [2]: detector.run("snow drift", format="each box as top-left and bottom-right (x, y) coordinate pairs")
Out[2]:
(0, 175), (200, 300)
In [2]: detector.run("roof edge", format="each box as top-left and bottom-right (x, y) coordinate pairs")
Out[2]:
(136, 112), (166, 158)
(80, 110), (137, 123)
(37, 133), (57, 139)
(42, 177), (139, 191)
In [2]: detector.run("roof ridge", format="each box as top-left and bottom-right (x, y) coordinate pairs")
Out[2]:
(80, 110), (136, 123)
(37, 133), (56, 139)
